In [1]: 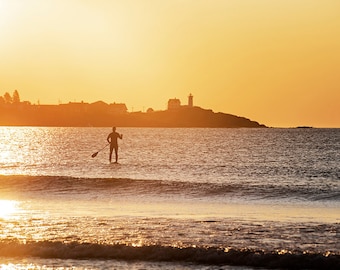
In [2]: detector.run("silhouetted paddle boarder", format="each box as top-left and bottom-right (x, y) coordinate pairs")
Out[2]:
(107, 127), (123, 163)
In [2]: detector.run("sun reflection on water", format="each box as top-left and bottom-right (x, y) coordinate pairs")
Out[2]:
(0, 200), (19, 219)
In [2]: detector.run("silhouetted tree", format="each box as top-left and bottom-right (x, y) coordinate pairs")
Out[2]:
(3, 92), (12, 104)
(12, 90), (20, 103)
(0, 96), (5, 105)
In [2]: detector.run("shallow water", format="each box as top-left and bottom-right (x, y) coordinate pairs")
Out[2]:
(0, 127), (339, 269)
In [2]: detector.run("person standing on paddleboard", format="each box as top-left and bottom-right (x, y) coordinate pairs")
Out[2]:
(107, 127), (123, 163)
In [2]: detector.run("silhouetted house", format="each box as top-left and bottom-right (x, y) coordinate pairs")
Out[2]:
(108, 103), (128, 114)
(168, 94), (195, 110)
(167, 98), (181, 110)
(59, 101), (89, 113)
(90, 101), (109, 113)
(88, 101), (127, 114)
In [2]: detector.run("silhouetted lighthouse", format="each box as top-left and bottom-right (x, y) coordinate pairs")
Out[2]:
(188, 93), (193, 107)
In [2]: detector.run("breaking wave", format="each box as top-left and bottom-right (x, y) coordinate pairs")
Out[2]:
(0, 240), (339, 269)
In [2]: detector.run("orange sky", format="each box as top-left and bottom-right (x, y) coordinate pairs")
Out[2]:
(1, 0), (339, 127)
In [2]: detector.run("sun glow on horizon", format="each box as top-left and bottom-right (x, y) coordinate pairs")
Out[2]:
(0, 200), (19, 219)
(1, 0), (340, 127)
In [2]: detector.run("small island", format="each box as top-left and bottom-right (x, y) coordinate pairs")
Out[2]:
(296, 126), (313, 129)
(0, 91), (266, 128)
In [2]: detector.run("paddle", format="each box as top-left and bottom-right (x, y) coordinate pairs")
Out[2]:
(91, 144), (109, 158)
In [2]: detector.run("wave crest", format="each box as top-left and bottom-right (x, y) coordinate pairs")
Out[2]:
(0, 240), (339, 269)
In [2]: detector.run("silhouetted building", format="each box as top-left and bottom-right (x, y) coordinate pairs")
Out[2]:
(59, 101), (89, 113)
(109, 103), (128, 114)
(167, 98), (181, 110)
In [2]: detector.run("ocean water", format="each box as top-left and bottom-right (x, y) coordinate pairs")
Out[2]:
(0, 127), (339, 269)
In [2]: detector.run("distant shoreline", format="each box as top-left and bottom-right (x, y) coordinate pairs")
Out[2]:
(0, 102), (266, 128)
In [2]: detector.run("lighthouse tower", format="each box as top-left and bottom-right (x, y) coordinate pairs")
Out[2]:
(188, 93), (193, 107)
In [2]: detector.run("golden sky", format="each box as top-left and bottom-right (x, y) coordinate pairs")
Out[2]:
(1, 0), (339, 127)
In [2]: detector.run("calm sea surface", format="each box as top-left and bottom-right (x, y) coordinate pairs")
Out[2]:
(0, 127), (339, 269)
